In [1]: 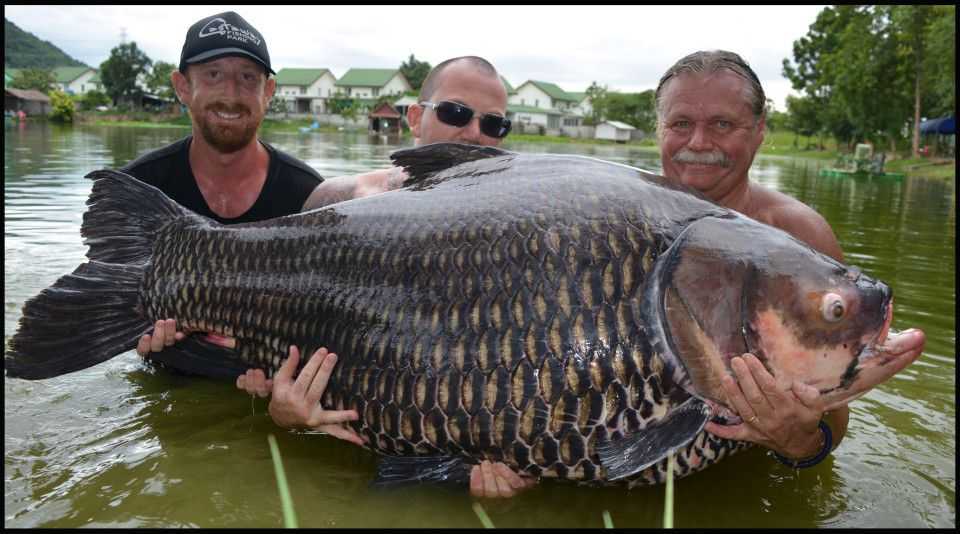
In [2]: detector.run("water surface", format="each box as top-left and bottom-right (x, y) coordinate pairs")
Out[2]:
(4, 123), (955, 528)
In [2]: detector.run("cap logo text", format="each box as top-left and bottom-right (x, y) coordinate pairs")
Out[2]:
(198, 17), (261, 46)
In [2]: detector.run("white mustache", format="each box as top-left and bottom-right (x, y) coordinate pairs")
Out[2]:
(672, 149), (730, 167)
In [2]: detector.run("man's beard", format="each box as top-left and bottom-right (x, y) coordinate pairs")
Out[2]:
(196, 104), (260, 154)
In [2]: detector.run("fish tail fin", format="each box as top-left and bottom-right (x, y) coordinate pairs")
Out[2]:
(81, 169), (190, 264)
(5, 170), (189, 379)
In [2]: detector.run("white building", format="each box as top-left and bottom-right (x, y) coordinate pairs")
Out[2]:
(6, 67), (101, 95)
(595, 120), (635, 142)
(570, 92), (593, 119)
(53, 67), (99, 95)
(506, 104), (565, 130)
(508, 80), (583, 131)
(334, 69), (412, 101)
(274, 68), (337, 113)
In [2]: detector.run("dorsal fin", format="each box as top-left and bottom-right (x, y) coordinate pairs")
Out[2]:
(390, 142), (513, 187)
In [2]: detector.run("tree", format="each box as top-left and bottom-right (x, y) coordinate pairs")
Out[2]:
(782, 5), (955, 154)
(10, 67), (56, 94)
(583, 81), (608, 125)
(268, 95), (289, 116)
(889, 5), (933, 157)
(99, 41), (152, 109)
(784, 94), (821, 148)
(79, 89), (111, 111)
(599, 91), (656, 133)
(922, 5), (955, 117)
(145, 60), (176, 102)
(399, 54), (431, 91)
(328, 92), (358, 120)
(782, 6), (860, 146)
(48, 90), (75, 123)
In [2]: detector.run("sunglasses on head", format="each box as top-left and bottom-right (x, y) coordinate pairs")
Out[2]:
(419, 100), (512, 139)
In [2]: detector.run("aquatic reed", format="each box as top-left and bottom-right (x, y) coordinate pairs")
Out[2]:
(268, 434), (299, 528)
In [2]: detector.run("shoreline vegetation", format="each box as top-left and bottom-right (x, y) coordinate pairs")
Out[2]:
(65, 111), (954, 179)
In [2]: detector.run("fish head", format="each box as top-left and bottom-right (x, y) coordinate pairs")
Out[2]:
(651, 214), (922, 413)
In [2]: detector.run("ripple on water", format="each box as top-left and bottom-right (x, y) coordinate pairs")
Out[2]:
(3, 127), (954, 528)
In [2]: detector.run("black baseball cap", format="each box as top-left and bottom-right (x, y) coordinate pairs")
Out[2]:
(179, 11), (274, 75)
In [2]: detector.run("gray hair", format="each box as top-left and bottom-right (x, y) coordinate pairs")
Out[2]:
(419, 56), (501, 101)
(655, 50), (766, 136)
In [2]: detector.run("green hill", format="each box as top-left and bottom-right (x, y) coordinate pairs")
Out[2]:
(5, 18), (87, 69)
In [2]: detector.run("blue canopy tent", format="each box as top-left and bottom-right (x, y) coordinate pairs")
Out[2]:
(919, 116), (955, 135)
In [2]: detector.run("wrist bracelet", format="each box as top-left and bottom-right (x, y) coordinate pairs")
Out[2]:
(772, 419), (833, 469)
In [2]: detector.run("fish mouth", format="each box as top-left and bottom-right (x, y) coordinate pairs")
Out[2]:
(819, 298), (925, 405)
(199, 332), (237, 349)
(856, 299), (897, 366)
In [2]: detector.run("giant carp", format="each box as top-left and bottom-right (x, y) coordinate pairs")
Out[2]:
(5, 143), (924, 486)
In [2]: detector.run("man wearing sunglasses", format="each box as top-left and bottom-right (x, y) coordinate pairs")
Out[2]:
(297, 56), (512, 209)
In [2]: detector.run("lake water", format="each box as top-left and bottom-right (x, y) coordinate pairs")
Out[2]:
(4, 122), (955, 528)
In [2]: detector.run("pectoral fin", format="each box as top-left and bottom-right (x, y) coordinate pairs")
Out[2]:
(371, 455), (475, 488)
(596, 397), (710, 481)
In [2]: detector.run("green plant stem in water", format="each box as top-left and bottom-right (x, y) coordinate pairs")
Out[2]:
(664, 452), (675, 529)
(268, 434), (299, 528)
(472, 502), (495, 528)
(603, 510), (614, 528)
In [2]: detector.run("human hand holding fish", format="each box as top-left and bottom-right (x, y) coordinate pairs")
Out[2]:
(239, 347), (538, 499)
(265, 345), (367, 447)
(136, 319), (186, 357)
(470, 460), (538, 499)
(706, 328), (926, 461)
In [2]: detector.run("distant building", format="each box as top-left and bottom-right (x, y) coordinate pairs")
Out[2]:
(6, 66), (101, 95)
(568, 91), (593, 119)
(506, 104), (565, 132)
(88, 71), (102, 92)
(508, 80), (583, 131)
(334, 69), (412, 111)
(392, 94), (418, 119)
(368, 102), (402, 135)
(52, 67), (99, 95)
(274, 68), (337, 114)
(595, 120), (635, 143)
(5, 88), (52, 115)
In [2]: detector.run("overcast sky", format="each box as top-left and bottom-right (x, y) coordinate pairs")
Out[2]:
(6, 4), (827, 110)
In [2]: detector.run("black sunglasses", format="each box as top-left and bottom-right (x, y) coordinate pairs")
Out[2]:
(419, 100), (512, 139)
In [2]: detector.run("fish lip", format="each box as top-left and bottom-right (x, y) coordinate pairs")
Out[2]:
(856, 299), (894, 365)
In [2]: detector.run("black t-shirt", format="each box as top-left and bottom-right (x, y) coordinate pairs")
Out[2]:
(119, 135), (323, 379)
(120, 135), (323, 224)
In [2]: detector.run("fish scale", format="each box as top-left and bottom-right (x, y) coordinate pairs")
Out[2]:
(132, 154), (739, 483)
(14, 144), (899, 488)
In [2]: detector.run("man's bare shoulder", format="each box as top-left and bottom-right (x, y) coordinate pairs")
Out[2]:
(750, 184), (843, 260)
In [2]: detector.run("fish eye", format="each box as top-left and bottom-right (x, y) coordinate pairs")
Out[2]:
(821, 293), (846, 322)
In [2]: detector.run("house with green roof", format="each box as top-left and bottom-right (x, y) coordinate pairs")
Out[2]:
(510, 80), (580, 112)
(273, 68), (337, 114)
(334, 68), (412, 101)
(6, 66), (100, 95)
(508, 80), (585, 132)
(52, 66), (99, 95)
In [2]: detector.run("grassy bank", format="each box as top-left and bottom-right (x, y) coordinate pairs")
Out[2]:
(883, 157), (955, 179)
(758, 130), (839, 159)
